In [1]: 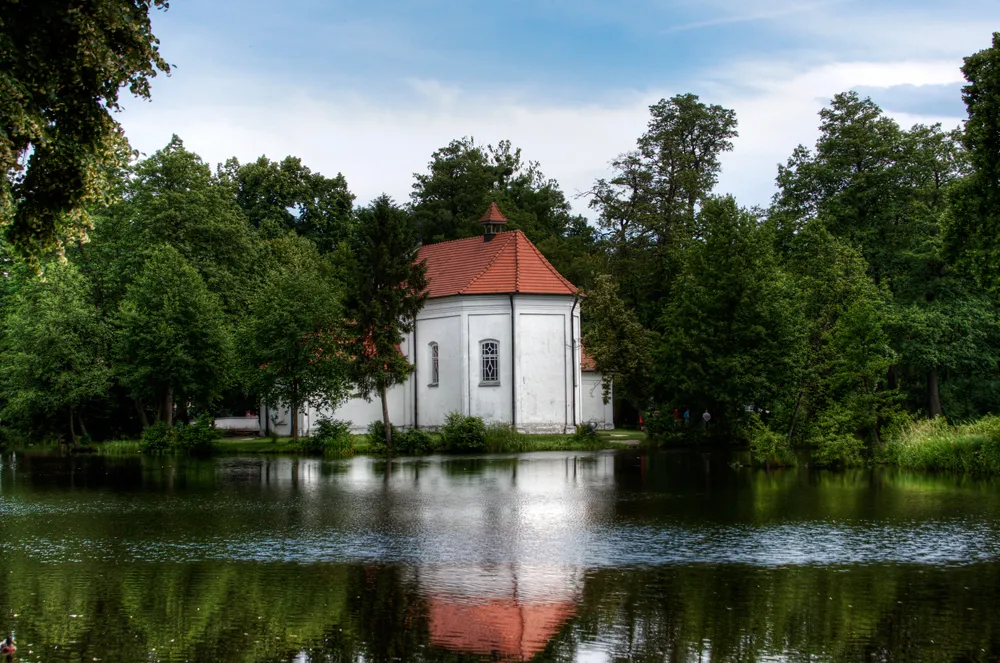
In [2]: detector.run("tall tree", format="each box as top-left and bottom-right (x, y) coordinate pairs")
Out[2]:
(237, 236), (352, 441)
(218, 155), (356, 253)
(0, 0), (169, 261)
(946, 32), (1000, 295)
(347, 196), (427, 455)
(114, 246), (233, 426)
(654, 196), (802, 432)
(0, 262), (111, 444)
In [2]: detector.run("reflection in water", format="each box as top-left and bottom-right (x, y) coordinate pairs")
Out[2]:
(1, 450), (1000, 661)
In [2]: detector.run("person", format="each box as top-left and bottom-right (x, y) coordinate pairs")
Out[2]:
(683, 409), (690, 426)
(673, 408), (681, 425)
(0, 635), (15, 656)
(702, 409), (711, 429)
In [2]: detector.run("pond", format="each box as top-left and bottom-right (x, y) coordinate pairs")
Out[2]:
(1, 449), (999, 662)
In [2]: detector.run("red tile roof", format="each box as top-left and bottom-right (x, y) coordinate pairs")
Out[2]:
(479, 202), (508, 224)
(417, 230), (578, 298)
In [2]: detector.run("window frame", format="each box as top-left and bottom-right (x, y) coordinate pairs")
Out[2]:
(479, 339), (500, 386)
(429, 342), (439, 387)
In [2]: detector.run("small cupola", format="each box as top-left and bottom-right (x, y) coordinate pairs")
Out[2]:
(480, 202), (508, 241)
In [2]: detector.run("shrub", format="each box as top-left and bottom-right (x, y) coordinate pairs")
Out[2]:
(440, 412), (487, 452)
(140, 421), (174, 454)
(366, 419), (395, 453)
(484, 422), (529, 453)
(745, 413), (795, 468)
(173, 415), (221, 456)
(571, 422), (602, 449)
(308, 418), (353, 456)
(396, 427), (433, 455)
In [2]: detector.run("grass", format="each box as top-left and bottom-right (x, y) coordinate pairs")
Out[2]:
(85, 427), (647, 457)
(880, 416), (1000, 473)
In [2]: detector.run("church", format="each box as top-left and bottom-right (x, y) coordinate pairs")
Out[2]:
(263, 204), (613, 435)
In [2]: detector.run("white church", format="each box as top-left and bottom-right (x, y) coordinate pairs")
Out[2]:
(262, 203), (613, 436)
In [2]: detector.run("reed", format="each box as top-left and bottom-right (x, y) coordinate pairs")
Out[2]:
(881, 416), (1000, 473)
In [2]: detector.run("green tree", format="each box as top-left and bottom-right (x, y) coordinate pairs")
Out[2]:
(654, 196), (802, 432)
(0, 262), (111, 444)
(581, 274), (656, 415)
(114, 246), (233, 426)
(237, 236), (352, 441)
(589, 94), (738, 321)
(347, 196), (427, 455)
(81, 136), (254, 315)
(218, 155), (356, 253)
(0, 0), (169, 260)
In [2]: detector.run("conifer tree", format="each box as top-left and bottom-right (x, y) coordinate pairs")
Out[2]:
(347, 196), (427, 455)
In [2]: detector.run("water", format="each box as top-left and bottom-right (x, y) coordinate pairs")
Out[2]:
(1, 449), (999, 661)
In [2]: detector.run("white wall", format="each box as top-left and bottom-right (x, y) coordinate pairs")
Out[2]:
(581, 372), (614, 430)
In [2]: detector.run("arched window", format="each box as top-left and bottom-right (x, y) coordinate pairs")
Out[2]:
(480, 339), (499, 385)
(429, 342), (439, 386)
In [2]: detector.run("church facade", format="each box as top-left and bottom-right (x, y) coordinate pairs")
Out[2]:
(263, 204), (613, 436)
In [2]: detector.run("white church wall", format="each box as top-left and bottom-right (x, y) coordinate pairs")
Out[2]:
(466, 302), (513, 423)
(415, 309), (463, 427)
(581, 372), (615, 430)
(514, 295), (581, 433)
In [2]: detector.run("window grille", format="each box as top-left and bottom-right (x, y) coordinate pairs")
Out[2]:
(430, 343), (439, 386)
(481, 340), (499, 384)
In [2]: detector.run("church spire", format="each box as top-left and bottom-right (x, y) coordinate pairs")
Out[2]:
(480, 202), (507, 241)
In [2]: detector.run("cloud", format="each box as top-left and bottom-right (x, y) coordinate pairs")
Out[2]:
(662, 0), (853, 34)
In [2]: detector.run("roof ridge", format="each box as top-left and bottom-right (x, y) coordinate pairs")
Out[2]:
(513, 229), (520, 291)
(458, 232), (515, 294)
(419, 234), (487, 250)
(515, 230), (578, 293)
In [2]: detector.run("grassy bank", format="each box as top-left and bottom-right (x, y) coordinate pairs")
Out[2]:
(97, 429), (647, 457)
(880, 416), (1000, 473)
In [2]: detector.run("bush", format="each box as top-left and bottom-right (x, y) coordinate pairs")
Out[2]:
(366, 419), (395, 453)
(571, 422), (602, 449)
(173, 415), (220, 456)
(308, 418), (353, 456)
(484, 422), (529, 453)
(396, 427), (433, 455)
(440, 412), (487, 452)
(745, 413), (795, 468)
(140, 421), (174, 454)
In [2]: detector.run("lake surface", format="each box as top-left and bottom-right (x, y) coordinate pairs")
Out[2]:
(1, 449), (999, 662)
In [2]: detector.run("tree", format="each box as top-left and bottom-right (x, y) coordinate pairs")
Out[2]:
(114, 246), (233, 426)
(589, 94), (738, 322)
(946, 32), (1000, 294)
(0, 262), (111, 444)
(237, 236), (352, 441)
(581, 274), (656, 416)
(347, 196), (427, 455)
(81, 136), (255, 315)
(218, 155), (356, 253)
(654, 196), (802, 432)
(0, 0), (170, 261)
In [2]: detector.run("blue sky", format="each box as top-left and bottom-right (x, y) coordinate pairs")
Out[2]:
(117, 0), (999, 215)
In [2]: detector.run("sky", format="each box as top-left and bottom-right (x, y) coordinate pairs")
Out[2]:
(116, 0), (1000, 216)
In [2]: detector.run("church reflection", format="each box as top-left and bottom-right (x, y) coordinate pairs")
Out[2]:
(418, 563), (582, 660)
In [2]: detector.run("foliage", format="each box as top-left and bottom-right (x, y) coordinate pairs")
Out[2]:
(366, 419), (396, 452)
(440, 412), (487, 453)
(571, 423), (602, 449)
(173, 415), (221, 456)
(0, 262), (111, 443)
(237, 236), (351, 441)
(114, 246), (233, 425)
(347, 196), (428, 454)
(484, 423), (530, 453)
(307, 418), (353, 456)
(139, 421), (173, 454)
(945, 32), (1000, 294)
(745, 413), (796, 467)
(396, 428), (433, 455)
(0, 0), (169, 261)
(581, 274), (656, 413)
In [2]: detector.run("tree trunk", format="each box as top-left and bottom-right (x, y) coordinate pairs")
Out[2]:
(928, 367), (942, 418)
(380, 385), (392, 456)
(68, 407), (78, 448)
(77, 412), (88, 439)
(162, 387), (174, 426)
(135, 399), (150, 428)
(887, 365), (898, 391)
